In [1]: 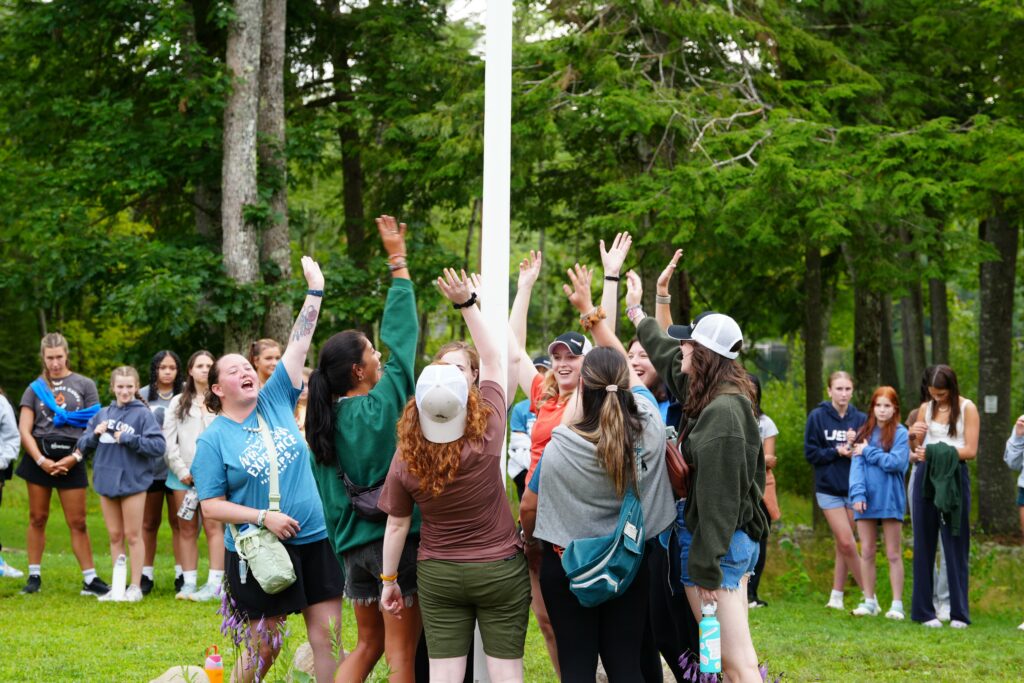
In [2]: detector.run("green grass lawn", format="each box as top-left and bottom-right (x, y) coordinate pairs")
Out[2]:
(1, 483), (1022, 681)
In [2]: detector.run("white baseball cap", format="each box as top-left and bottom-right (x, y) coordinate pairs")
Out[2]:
(415, 364), (469, 443)
(690, 313), (743, 359)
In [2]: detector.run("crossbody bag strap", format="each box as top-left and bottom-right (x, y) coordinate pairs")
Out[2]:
(257, 413), (281, 512)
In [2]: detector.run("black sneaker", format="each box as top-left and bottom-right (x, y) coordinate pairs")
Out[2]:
(140, 575), (154, 595)
(174, 574), (184, 592)
(21, 575), (42, 594)
(81, 576), (111, 597)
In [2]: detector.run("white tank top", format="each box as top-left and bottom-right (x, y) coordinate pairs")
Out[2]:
(923, 398), (970, 450)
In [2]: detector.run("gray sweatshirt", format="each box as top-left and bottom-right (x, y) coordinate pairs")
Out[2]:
(77, 399), (166, 497)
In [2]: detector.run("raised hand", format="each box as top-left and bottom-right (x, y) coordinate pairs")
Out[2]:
(600, 232), (632, 277)
(436, 268), (474, 306)
(562, 263), (594, 313)
(375, 215), (408, 257)
(656, 249), (683, 296)
(517, 250), (543, 290)
(301, 255), (324, 291)
(625, 270), (643, 307)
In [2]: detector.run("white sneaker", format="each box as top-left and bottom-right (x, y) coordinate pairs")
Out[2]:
(1017, 621), (1024, 631)
(852, 601), (880, 616)
(949, 619), (968, 629)
(885, 607), (905, 620)
(936, 604), (951, 622)
(124, 584), (143, 603)
(189, 582), (220, 602)
(922, 618), (943, 628)
(175, 583), (197, 600)
(826, 595), (844, 610)
(97, 590), (122, 602)
(0, 561), (25, 579)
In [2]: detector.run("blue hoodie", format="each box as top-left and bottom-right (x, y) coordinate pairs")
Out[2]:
(804, 400), (867, 497)
(848, 424), (910, 520)
(77, 399), (166, 498)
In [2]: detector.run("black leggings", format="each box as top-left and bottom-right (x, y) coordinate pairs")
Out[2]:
(642, 534), (699, 682)
(540, 541), (652, 683)
(748, 503), (771, 601)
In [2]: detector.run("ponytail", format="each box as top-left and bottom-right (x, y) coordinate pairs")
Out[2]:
(306, 368), (337, 465)
(305, 330), (370, 466)
(205, 358), (223, 414)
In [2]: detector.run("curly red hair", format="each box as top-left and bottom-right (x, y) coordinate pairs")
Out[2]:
(396, 384), (492, 497)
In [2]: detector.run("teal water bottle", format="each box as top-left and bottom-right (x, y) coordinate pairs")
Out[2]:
(699, 602), (722, 674)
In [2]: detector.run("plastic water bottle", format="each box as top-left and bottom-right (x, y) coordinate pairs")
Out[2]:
(699, 602), (722, 674)
(204, 645), (224, 683)
(111, 554), (127, 601)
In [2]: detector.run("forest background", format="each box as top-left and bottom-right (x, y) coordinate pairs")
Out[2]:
(1, 0), (1022, 534)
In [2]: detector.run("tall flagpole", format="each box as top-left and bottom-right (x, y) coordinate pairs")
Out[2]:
(474, 2), (512, 680)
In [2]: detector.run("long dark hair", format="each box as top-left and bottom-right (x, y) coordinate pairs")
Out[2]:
(684, 344), (756, 418)
(927, 365), (962, 438)
(748, 372), (764, 419)
(176, 350), (215, 422)
(306, 331), (370, 466)
(570, 347), (644, 497)
(146, 350), (184, 399)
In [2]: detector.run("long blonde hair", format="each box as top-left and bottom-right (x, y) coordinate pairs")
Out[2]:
(396, 386), (491, 497)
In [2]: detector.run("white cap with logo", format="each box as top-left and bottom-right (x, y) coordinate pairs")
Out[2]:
(691, 313), (744, 360)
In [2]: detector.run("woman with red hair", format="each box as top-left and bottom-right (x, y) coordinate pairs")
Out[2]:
(848, 386), (910, 620)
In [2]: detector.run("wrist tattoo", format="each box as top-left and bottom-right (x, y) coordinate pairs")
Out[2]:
(291, 304), (319, 341)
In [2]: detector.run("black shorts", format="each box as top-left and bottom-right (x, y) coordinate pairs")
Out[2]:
(147, 478), (172, 494)
(15, 437), (88, 490)
(343, 535), (419, 605)
(226, 537), (344, 619)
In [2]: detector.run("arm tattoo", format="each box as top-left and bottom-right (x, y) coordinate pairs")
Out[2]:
(291, 304), (319, 341)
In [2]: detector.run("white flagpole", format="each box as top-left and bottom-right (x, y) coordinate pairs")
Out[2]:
(474, 1), (512, 681)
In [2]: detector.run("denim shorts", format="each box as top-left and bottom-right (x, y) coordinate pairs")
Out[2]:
(816, 492), (854, 510)
(1017, 487), (1024, 507)
(677, 502), (759, 590)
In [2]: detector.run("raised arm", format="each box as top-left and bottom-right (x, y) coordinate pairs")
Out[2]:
(509, 250), (542, 394)
(655, 249), (683, 331)
(438, 268), (504, 387)
(600, 232), (632, 334)
(563, 263), (641, 388)
(281, 255), (325, 389)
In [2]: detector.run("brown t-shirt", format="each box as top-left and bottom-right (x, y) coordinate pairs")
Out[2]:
(378, 380), (520, 562)
(20, 373), (99, 440)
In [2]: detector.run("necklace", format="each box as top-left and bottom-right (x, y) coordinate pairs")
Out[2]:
(157, 388), (174, 401)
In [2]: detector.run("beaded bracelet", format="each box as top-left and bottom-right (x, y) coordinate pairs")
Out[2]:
(626, 304), (646, 325)
(452, 292), (478, 310)
(388, 259), (408, 272)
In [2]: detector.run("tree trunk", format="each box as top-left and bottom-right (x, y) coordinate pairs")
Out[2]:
(221, 0), (263, 352)
(258, 0), (291, 344)
(880, 295), (900, 392)
(849, 252), (882, 408)
(900, 284), (926, 409)
(183, 0), (222, 240)
(675, 268), (692, 326)
(804, 245), (825, 530)
(976, 214), (1019, 534)
(928, 278), (950, 365)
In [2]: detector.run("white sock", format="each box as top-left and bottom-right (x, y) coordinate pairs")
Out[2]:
(142, 566), (154, 580)
(863, 595), (877, 605)
(29, 564), (41, 577)
(183, 570), (198, 586)
(174, 564), (183, 579)
(891, 600), (904, 611)
(830, 589), (844, 600)
(207, 569), (224, 585)
(82, 568), (97, 583)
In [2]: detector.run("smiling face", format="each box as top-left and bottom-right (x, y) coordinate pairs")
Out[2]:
(254, 345), (282, 382)
(42, 346), (70, 379)
(873, 395), (895, 425)
(156, 355), (178, 389)
(440, 349), (477, 388)
(359, 338), (383, 387)
(190, 354), (214, 388)
(828, 376), (854, 410)
(111, 374), (138, 406)
(549, 345), (584, 395)
(627, 341), (659, 390)
(211, 354), (259, 408)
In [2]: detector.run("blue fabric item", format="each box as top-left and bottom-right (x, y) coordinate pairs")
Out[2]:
(803, 401), (866, 496)
(29, 378), (100, 429)
(192, 363), (328, 552)
(76, 400), (166, 497)
(815, 492), (853, 510)
(509, 399), (535, 434)
(848, 424), (910, 520)
(676, 501), (759, 590)
(631, 385), (658, 413)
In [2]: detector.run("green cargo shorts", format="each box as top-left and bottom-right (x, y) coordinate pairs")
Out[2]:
(416, 552), (532, 660)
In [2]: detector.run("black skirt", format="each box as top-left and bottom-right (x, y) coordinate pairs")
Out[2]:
(15, 437), (88, 489)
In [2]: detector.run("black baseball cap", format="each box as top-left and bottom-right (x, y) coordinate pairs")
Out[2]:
(547, 332), (592, 357)
(532, 355), (552, 370)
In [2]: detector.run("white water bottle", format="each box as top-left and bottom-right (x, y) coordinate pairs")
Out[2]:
(111, 554), (127, 601)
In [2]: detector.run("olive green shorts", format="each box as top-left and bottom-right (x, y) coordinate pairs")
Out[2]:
(416, 552), (532, 660)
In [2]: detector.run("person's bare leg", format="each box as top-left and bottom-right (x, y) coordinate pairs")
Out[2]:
(823, 506), (863, 591)
(382, 598), (422, 683)
(100, 496), (126, 561)
(142, 490), (163, 568)
(202, 513), (226, 572)
(302, 597), (345, 683)
(165, 491), (182, 574)
(429, 657), (470, 683)
(333, 602), (384, 683)
(856, 520), (877, 601)
(882, 520), (904, 603)
(170, 489), (199, 573)
(684, 581), (761, 683)
(57, 487), (96, 571)
(121, 492), (148, 587)
(230, 615), (286, 683)
(484, 656), (524, 683)
(26, 483), (52, 565)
